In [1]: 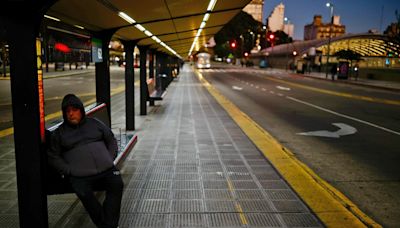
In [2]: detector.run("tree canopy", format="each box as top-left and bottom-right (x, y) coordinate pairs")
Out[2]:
(334, 49), (362, 62)
(214, 11), (263, 58)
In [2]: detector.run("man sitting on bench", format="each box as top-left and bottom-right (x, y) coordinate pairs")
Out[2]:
(47, 94), (123, 228)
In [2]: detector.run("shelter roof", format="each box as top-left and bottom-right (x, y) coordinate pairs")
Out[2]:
(46, 0), (252, 58)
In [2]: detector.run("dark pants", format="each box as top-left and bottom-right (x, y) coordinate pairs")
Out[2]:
(69, 167), (124, 228)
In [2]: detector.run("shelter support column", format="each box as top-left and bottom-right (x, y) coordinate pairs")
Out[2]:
(148, 49), (155, 106)
(149, 49), (155, 79)
(94, 30), (114, 126)
(138, 46), (148, 115)
(157, 52), (168, 91)
(121, 40), (136, 130)
(3, 11), (49, 228)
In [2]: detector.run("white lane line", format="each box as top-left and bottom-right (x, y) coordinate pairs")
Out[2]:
(232, 86), (243, 91)
(287, 96), (400, 136)
(277, 93), (284, 96)
(262, 88), (267, 91)
(276, 86), (291, 91)
(270, 91), (275, 94)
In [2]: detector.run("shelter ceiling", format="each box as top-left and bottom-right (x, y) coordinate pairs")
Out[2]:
(46, 0), (252, 57)
(207, 10), (241, 27)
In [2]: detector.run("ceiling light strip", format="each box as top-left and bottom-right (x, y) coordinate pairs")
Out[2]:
(44, 15), (60, 22)
(207, 0), (217, 12)
(188, 0), (217, 56)
(118, 12), (136, 24)
(118, 11), (181, 58)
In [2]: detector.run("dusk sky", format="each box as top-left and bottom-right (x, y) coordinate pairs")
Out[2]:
(263, 0), (400, 40)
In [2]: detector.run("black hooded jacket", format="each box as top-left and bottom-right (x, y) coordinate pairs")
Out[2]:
(47, 94), (118, 177)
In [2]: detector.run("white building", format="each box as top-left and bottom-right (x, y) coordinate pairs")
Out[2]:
(267, 3), (294, 37)
(243, 0), (264, 23)
(283, 24), (294, 38)
(267, 3), (284, 32)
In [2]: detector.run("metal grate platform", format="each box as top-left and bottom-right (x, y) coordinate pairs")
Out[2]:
(48, 68), (324, 228)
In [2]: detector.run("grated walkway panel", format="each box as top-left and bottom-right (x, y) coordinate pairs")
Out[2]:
(50, 67), (323, 227)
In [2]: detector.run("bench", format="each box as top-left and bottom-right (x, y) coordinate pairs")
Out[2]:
(44, 103), (137, 195)
(147, 77), (167, 104)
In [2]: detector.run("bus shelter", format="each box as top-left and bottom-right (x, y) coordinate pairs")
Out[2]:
(0, 0), (251, 227)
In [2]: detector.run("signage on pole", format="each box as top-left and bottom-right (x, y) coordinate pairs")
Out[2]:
(36, 38), (45, 142)
(92, 38), (103, 63)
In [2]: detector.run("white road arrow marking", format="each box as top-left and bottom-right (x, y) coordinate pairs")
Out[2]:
(276, 86), (291, 91)
(232, 86), (243, 91)
(297, 123), (357, 138)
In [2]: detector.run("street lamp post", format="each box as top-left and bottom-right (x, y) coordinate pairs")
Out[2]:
(284, 17), (289, 71)
(325, 2), (334, 79)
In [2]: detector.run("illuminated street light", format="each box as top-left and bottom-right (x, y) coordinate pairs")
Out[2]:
(325, 2), (334, 79)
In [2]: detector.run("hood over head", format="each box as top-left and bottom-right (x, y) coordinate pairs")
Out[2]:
(61, 94), (85, 122)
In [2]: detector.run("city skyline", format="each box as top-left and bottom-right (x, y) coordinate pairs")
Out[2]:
(263, 0), (400, 40)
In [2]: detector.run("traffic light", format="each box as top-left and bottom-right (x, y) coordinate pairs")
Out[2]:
(267, 32), (275, 47)
(230, 40), (236, 49)
(268, 34), (275, 40)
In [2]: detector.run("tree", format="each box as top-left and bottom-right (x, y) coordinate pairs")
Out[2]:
(214, 11), (263, 58)
(334, 49), (362, 62)
(383, 10), (400, 42)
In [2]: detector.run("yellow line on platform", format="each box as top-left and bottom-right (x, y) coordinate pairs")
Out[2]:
(0, 85), (127, 138)
(226, 179), (248, 225)
(195, 70), (381, 228)
(264, 76), (400, 106)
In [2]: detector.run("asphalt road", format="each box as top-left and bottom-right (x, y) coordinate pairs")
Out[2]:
(198, 64), (400, 227)
(0, 67), (129, 130)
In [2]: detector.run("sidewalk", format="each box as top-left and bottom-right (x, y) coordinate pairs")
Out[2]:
(225, 62), (400, 92)
(303, 70), (400, 92)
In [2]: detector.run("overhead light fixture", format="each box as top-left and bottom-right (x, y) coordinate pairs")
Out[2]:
(207, 0), (217, 12)
(151, 36), (161, 43)
(134, 24), (146, 32)
(144, 30), (153, 37)
(44, 15), (60, 22)
(203, 13), (210, 22)
(117, 11), (180, 58)
(118, 12), (136, 24)
(189, 0), (217, 56)
(74, 25), (85, 30)
(196, 28), (203, 37)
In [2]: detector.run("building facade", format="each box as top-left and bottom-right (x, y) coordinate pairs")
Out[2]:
(243, 0), (264, 23)
(304, 15), (346, 40)
(283, 24), (294, 38)
(265, 3), (294, 37)
(267, 3), (284, 32)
